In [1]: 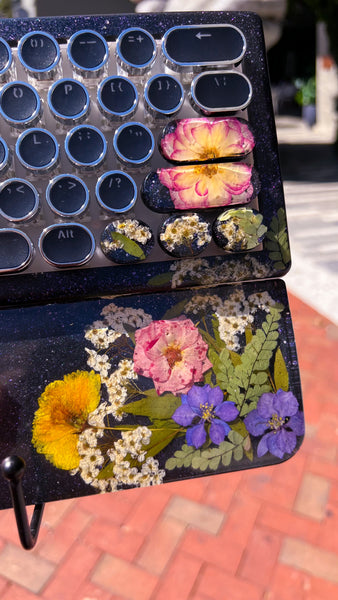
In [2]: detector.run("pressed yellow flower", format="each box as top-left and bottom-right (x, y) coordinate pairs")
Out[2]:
(32, 370), (101, 470)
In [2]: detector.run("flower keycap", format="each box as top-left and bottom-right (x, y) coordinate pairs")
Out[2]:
(142, 163), (256, 212)
(160, 117), (255, 163)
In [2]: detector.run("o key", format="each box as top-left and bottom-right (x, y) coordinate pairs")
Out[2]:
(39, 223), (95, 267)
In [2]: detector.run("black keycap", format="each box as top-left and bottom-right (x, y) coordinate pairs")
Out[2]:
(67, 30), (108, 74)
(18, 31), (60, 76)
(0, 38), (12, 80)
(0, 229), (33, 273)
(39, 223), (95, 267)
(116, 28), (156, 71)
(96, 171), (137, 213)
(0, 81), (41, 127)
(65, 125), (106, 168)
(97, 76), (138, 118)
(0, 179), (39, 222)
(0, 138), (9, 175)
(113, 122), (154, 165)
(191, 71), (252, 113)
(48, 78), (90, 122)
(144, 74), (184, 116)
(16, 128), (59, 172)
(163, 25), (246, 69)
(47, 175), (89, 216)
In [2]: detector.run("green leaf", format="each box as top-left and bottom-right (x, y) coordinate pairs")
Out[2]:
(110, 232), (145, 259)
(274, 347), (289, 391)
(148, 272), (173, 287)
(162, 299), (189, 320)
(123, 390), (181, 419)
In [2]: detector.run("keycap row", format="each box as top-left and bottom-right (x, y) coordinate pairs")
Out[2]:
(0, 70), (252, 130)
(0, 157), (257, 222)
(0, 25), (246, 81)
(0, 116), (255, 174)
(0, 207), (266, 272)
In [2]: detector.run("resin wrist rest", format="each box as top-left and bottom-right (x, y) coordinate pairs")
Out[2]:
(0, 279), (303, 508)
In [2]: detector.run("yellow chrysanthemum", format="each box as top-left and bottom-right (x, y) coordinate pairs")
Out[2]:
(32, 370), (101, 470)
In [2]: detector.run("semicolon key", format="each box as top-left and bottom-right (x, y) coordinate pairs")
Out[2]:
(162, 24), (246, 71)
(159, 117), (255, 164)
(142, 163), (258, 212)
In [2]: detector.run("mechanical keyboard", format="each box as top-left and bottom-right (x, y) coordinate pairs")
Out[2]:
(0, 11), (288, 306)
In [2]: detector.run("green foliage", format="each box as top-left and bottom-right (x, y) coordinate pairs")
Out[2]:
(265, 208), (291, 270)
(109, 232), (145, 260)
(210, 307), (283, 417)
(0, 0), (11, 17)
(165, 430), (248, 472)
(294, 77), (316, 106)
(123, 389), (181, 420)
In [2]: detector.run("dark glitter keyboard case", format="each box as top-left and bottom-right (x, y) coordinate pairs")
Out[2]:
(0, 12), (303, 510)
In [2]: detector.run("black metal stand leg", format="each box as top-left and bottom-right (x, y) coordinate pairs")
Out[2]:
(1, 455), (45, 550)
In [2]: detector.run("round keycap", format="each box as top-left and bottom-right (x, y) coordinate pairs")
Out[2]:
(67, 30), (109, 76)
(0, 179), (39, 222)
(0, 81), (41, 128)
(65, 125), (107, 169)
(113, 122), (154, 165)
(39, 223), (95, 267)
(191, 71), (252, 114)
(48, 78), (90, 123)
(100, 218), (154, 264)
(0, 137), (10, 175)
(97, 76), (137, 119)
(0, 38), (12, 81)
(96, 171), (137, 213)
(16, 128), (59, 172)
(18, 31), (60, 78)
(0, 228), (33, 273)
(116, 28), (156, 73)
(46, 174), (89, 216)
(144, 74), (184, 117)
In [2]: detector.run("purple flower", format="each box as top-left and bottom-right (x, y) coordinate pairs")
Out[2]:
(172, 384), (239, 449)
(244, 389), (304, 459)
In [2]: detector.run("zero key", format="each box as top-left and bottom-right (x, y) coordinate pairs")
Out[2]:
(162, 24), (246, 71)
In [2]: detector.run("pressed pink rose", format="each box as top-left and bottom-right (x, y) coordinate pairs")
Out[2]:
(160, 117), (255, 163)
(158, 163), (253, 210)
(133, 318), (212, 396)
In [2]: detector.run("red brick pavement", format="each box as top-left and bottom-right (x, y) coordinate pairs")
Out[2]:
(0, 292), (338, 599)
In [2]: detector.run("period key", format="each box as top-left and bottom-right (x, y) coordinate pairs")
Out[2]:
(162, 24), (246, 70)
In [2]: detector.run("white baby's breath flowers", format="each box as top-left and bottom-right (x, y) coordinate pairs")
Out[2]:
(185, 294), (223, 315)
(160, 214), (211, 251)
(85, 326), (122, 349)
(114, 219), (152, 243)
(85, 348), (111, 378)
(100, 303), (152, 334)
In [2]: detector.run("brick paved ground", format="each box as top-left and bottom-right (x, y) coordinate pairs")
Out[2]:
(0, 292), (337, 599)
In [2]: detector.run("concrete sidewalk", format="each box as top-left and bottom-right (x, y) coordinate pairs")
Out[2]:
(0, 293), (337, 599)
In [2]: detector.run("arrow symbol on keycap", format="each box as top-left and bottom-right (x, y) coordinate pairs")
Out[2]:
(196, 32), (212, 39)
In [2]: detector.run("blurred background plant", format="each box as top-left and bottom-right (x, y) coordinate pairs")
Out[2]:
(0, 0), (12, 16)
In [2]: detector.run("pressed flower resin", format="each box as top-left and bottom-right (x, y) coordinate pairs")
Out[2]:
(213, 208), (267, 252)
(159, 213), (212, 257)
(100, 218), (154, 263)
(160, 117), (255, 163)
(142, 162), (256, 212)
